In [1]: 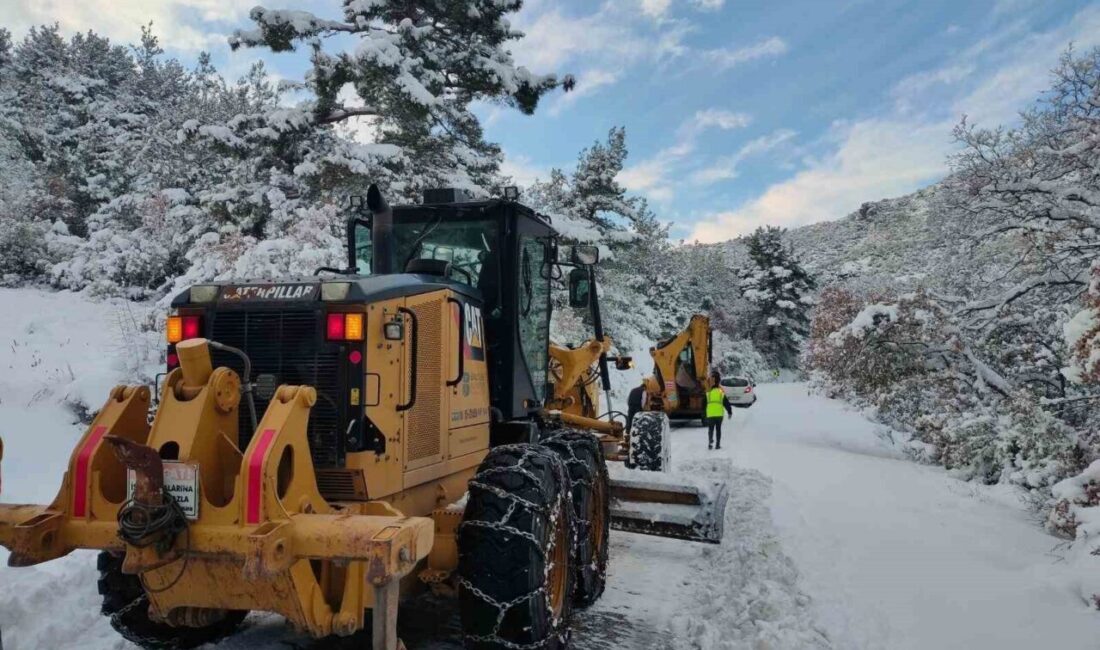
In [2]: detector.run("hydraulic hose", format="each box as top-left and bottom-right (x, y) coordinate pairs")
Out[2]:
(206, 340), (258, 433)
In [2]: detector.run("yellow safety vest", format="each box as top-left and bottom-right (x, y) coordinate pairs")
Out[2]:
(706, 387), (725, 419)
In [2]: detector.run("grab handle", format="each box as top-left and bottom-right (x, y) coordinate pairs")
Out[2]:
(446, 298), (465, 387)
(397, 307), (418, 412)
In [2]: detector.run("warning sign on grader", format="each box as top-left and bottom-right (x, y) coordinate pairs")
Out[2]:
(126, 462), (200, 520)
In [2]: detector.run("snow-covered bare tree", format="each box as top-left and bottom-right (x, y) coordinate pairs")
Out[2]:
(948, 47), (1099, 338)
(1064, 261), (1100, 386)
(739, 226), (815, 368)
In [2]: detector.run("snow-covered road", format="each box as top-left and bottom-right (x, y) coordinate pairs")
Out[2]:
(1, 289), (1098, 649)
(705, 383), (1100, 649)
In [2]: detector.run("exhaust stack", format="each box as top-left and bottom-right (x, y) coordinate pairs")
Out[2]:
(367, 184), (395, 275)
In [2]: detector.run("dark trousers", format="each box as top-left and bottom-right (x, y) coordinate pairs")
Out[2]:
(706, 416), (723, 447)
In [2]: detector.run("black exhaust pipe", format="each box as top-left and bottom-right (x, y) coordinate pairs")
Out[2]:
(368, 184), (395, 275)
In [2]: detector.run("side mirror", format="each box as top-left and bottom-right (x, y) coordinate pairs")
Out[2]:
(568, 268), (591, 308)
(570, 245), (599, 266)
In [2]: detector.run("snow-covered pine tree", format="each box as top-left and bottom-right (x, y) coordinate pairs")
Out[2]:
(739, 226), (815, 368)
(525, 128), (664, 351)
(224, 0), (573, 199)
(525, 128), (648, 241)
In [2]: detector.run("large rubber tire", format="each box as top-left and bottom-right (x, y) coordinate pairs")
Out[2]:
(458, 444), (576, 649)
(97, 552), (246, 649)
(628, 411), (671, 471)
(543, 430), (610, 608)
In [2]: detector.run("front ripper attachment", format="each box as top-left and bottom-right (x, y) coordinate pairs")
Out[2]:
(608, 478), (728, 544)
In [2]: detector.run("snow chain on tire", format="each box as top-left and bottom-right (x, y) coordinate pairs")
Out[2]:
(628, 411), (671, 471)
(457, 443), (577, 649)
(97, 551), (246, 649)
(543, 429), (610, 608)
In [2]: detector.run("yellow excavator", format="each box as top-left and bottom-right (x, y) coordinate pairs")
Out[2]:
(631, 313), (715, 424)
(0, 186), (726, 650)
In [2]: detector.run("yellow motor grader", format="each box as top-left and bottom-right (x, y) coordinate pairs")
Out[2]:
(0, 186), (725, 650)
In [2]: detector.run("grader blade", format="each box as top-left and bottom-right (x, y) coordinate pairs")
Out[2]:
(608, 477), (728, 544)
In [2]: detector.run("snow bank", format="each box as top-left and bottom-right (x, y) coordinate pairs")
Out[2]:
(668, 459), (830, 650)
(0, 288), (159, 498)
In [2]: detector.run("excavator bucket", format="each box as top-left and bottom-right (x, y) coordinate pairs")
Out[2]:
(608, 477), (728, 544)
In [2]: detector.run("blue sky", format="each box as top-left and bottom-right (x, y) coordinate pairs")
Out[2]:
(7, 0), (1099, 241)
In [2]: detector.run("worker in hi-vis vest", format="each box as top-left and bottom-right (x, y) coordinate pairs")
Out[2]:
(705, 371), (733, 450)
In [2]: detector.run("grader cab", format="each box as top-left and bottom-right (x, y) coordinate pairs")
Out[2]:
(0, 186), (726, 650)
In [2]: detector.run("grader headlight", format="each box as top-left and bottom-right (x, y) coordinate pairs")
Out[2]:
(189, 285), (219, 303)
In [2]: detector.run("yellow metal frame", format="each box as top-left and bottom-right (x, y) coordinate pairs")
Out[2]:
(0, 339), (432, 647)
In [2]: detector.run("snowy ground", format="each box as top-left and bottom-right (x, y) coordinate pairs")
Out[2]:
(1, 289), (1099, 649)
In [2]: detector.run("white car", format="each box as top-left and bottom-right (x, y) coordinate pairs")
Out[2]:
(720, 376), (757, 408)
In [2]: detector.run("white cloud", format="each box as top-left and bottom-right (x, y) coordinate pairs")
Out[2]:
(690, 129), (796, 185)
(501, 152), (550, 188)
(5, 0), (255, 51)
(620, 108), (753, 202)
(688, 3), (1100, 244)
(640, 0), (674, 18)
(954, 6), (1100, 126)
(689, 119), (948, 242)
(618, 157), (675, 202)
(694, 0), (727, 10)
(703, 36), (788, 70)
(510, 5), (654, 72)
(689, 108), (752, 131)
(637, 0), (725, 19)
(547, 69), (621, 116)
(891, 64), (974, 112)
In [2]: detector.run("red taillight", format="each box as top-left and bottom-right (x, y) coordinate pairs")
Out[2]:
(744, 386), (752, 393)
(182, 316), (201, 340)
(327, 313), (365, 341)
(349, 350), (363, 364)
(327, 313), (345, 340)
(167, 315), (202, 343)
(166, 353), (180, 369)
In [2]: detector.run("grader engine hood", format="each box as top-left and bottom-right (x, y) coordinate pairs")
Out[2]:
(167, 274), (482, 471)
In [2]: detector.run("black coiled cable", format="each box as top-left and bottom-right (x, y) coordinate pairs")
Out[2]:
(116, 487), (190, 593)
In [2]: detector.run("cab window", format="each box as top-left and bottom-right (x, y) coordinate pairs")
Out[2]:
(393, 218), (496, 287)
(354, 222), (372, 274)
(518, 236), (551, 400)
